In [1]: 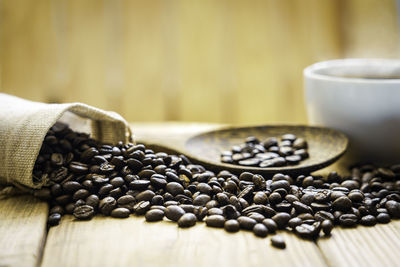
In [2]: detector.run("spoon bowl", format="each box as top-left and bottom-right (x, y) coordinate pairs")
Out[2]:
(184, 125), (348, 175)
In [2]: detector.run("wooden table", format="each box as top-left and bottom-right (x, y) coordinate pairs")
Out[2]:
(1, 123), (400, 267)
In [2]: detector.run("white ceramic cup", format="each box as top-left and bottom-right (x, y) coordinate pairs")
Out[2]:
(304, 58), (400, 163)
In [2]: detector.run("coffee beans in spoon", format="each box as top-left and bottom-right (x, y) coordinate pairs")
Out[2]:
(32, 123), (400, 250)
(220, 134), (309, 167)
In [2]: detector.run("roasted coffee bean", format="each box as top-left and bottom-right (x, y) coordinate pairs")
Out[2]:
(69, 161), (89, 174)
(272, 213), (291, 229)
(111, 208), (130, 218)
(99, 196), (117, 215)
(339, 214), (358, 227)
(48, 213), (61, 226)
(237, 216), (257, 230)
(332, 196), (352, 212)
(193, 194), (211, 206)
(224, 219), (240, 232)
(136, 190), (156, 202)
(376, 213), (391, 224)
(321, 219), (333, 235)
(129, 180), (150, 190)
(73, 205), (95, 220)
(271, 235), (286, 249)
(110, 177), (125, 188)
(178, 213), (197, 227)
(145, 209), (165, 222)
(85, 194), (100, 209)
(360, 215), (376, 226)
(205, 215), (225, 228)
(314, 211), (334, 222)
(295, 222), (321, 239)
(134, 201), (151, 215)
(165, 205), (185, 222)
(262, 218), (278, 233)
(288, 217), (302, 229)
(63, 181), (82, 193)
(253, 223), (268, 237)
(73, 189), (90, 201)
(150, 174), (167, 188)
(166, 182), (185, 196)
(385, 200), (400, 218)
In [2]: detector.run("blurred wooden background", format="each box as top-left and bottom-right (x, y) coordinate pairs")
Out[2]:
(0, 0), (399, 124)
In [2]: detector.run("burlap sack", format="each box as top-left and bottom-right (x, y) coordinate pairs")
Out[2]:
(0, 93), (132, 190)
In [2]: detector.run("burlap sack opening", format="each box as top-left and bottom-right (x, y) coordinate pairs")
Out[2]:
(0, 93), (132, 190)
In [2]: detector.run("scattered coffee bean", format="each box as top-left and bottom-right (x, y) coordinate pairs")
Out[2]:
(48, 213), (61, 226)
(178, 213), (197, 228)
(224, 219), (240, 232)
(145, 209), (165, 222)
(73, 205), (95, 220)
(253, 223), (268, 237)
(33, 123), (400, 245)
(165, 205), (185, 222)
(321, 220), (333, 235)
(271, 235), (286, 249)
(205, 215), (225, 228)
(111, 208), (130, 218)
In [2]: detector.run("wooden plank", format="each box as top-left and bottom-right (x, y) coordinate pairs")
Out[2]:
(317, 223), (400, 267)
(0, 195), (48, 267)
(41, 215), (327, 267)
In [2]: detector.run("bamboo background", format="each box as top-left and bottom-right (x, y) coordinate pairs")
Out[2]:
(0, 0), (399, 124)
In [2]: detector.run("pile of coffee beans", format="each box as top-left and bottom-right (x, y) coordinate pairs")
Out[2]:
(220, 134), (309, 167)
(33, 123), (400, 250)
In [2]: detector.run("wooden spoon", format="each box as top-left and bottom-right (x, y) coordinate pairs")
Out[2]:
(137, 125), (348, 176)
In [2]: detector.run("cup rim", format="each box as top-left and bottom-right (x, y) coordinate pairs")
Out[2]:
(304, 58), (400, 84)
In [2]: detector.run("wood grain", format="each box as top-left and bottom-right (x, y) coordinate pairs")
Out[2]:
(41, 215), (327, 267)
(317, 223), (400, 267)
(0, 195), (48, 267)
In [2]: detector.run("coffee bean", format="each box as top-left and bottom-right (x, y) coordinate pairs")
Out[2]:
(321, 219), (333, 235)
(111, 208), (130, 218)
(166, 182), (185, 196)
(73, 205), (95, 220)
(48, 213), (61, 226)
(99, 197), (117, 215)
(178, 213), (197, 227)
(205, 215), (225, 228)
(193, 194), (211, 206)
(224, 219), (240, 232)
(86, 195), (100, 209)
(385, 200), (400, 218)
(136, 190), (156, 202)
(253, 192), (268, 205)
(295, 222), (321, 239)
(63, 181), (82, 193)
(288, 217), (302, 229)
(272, 213), (291, 229)
(130, 180), (150, 190)
(253, 223), (268, 237)
(292, 201), (313, 214)
(360, 215), (376, 226)
(332, 196), (352, 212)
(376, 213), (391, 224)
(271, 235), (286, 249)
(208, 208), (224, 216)
(134, 201), (151, 215)
(262, 218), (278, 233)
(145, 209), (164, 222)
(165, 205), (185, 222)
(110, 177), (125, 187)
(73, 189), (89, 201)
(339, 214), (358, 227)
(150, 174), (168, 188)
(69, 161), (89, 174)
(237, 216), (257, 230)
